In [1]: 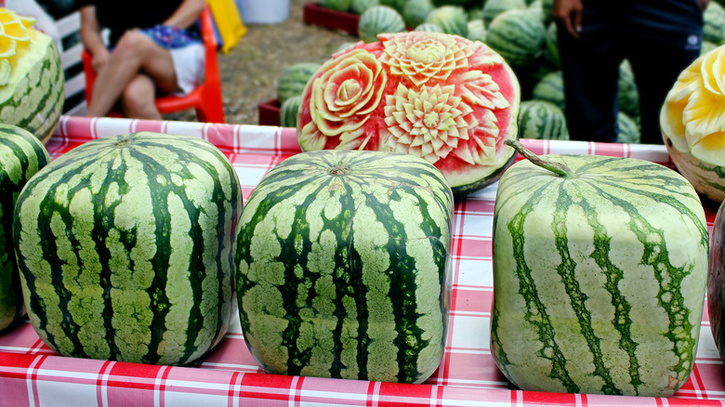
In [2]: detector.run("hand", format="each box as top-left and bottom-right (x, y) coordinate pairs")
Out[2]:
(700, 0), (711, 11)
(92, 47), (110, 72)
(552, 0), (583, 38)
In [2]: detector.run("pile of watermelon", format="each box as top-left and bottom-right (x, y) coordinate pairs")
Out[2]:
(314, 0), (725, 144)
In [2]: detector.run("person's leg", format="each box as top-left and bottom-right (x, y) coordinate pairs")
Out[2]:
(558, 7), (622, 143)
(86, 30), (179, 118)
(623, 1), (702, 145)
(121, 74), (162, 120)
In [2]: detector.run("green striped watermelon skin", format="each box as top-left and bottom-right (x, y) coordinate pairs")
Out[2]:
(236, 149), (453, 384)
(0, 31), (64, 143)
(517, 100), (568, 140)
(531, 71), (565, 111)
(279, 94), (302, 128)
(277, 62), (322, 105)
(0, 125), (49, 332)
(359, 6), (406, 43)
(491, 153), (708, 396)
(482, 0), (527, 27)
(13, 132), (242, 365)
(425, 6), (468, 37)
(486, 9), (546, 68)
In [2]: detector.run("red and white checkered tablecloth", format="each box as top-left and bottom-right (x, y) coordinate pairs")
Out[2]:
(1, 115), (723, 407)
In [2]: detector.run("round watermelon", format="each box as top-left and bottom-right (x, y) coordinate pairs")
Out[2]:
(277, 62), (322, 105)
(0, 124), (49, 332)
(482, 0), (527, 27)
(485, 9), (546, 68)
(402, 0), (435, 28)
(618, 60), (639, 118)
(320, 0), (352, 12)
(517, 100), (568, 140)
(544, 23), (560, 67)
(279, 94), (302, 128)
(358, 5), (407, 43)
(531, 70), (565, 111)
(236, 149), (454, 384)
(352, 0), (380, 14)
(13, 132), (242, 365)
(0, 9), (64, 143)
(466, 19), (487, 43)
(704, 2), (725, 45)
(297, 31), (521, 195)
(617, 111), (640, 144)
(414, 22), (444, 32)
(425, 6), (469, 37)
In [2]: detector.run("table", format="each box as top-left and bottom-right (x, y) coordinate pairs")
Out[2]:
(1, 115), (723, 406)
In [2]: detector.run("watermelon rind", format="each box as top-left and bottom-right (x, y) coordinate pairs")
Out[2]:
(236, 149), (453, 384)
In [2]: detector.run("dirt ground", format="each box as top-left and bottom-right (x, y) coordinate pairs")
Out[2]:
(171, 0), (355, 125)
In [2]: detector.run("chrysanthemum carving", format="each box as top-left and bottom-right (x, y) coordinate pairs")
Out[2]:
(383, 83), (492, 164)
(378, 32), (473, 87)
(0, 9), (35, 86)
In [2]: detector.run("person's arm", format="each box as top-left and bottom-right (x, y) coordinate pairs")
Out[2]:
(79, 6), (110, 72)
(161, 0), (206, 29)
(552, 0), (583, 39)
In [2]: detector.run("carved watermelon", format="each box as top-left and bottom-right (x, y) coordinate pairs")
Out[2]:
(297, 31), (521, 195)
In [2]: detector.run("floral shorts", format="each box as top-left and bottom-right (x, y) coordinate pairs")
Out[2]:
(138, 25), (205, 95)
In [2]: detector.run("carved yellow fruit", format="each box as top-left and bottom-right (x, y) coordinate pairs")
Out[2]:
(660, 44), (725, 203)
(0, 8), (64, 143)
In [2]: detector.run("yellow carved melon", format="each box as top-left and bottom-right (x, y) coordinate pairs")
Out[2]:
(0, 8), (64, 143)
(660, 44), (725, 204)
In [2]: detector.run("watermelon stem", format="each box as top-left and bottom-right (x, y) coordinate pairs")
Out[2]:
(504, 139), (571, 177)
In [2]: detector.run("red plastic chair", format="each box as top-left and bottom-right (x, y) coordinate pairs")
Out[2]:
(82, 6), (225, 122)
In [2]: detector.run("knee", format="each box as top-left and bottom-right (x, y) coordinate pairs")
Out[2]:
(122, 77), (155, 113)
(113, 31), (150, 60)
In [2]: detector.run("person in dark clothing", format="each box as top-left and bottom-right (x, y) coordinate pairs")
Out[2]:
(79, 0), (205, 119)
(553, 0), (709, 144)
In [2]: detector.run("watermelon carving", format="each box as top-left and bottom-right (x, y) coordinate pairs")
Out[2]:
(236, 149), (454, 383)
(13, 132), (242, 365)
(297, 31), (521, 195)
(491, 140), (709, 397)
(0, 124), (49, 332)
(0, 8), (64, 143)
(661, 44), (725, 203)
